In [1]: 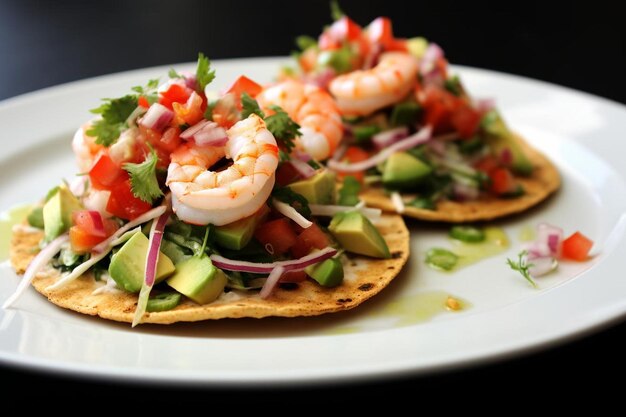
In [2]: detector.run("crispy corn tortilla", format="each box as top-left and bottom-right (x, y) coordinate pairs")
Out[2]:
(360, 135), (560, 222)
(9, 213), (409, 324)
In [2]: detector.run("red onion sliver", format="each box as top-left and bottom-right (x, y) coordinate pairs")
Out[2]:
(288, 158), (316, 179)
(524, 241), (552, 259)
(372, 126), (409, 150)
(132, 210), (169, 327)
(273, 199), (313, 229)
(3, 234), (69, 309)
(475, 98), (496, 113)
(259, 266), (285, 299)
(140, 103), (174, 132)
(210, 246), (337, 274)
(86, 210), (106, 237)
(528, 256), (558, 278)
(327, 125), (432, 173)
(180, 120), (211, 140)
(536, 223), (563, 256)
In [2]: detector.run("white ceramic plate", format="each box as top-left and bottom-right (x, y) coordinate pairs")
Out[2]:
(1, 57), (625, 386)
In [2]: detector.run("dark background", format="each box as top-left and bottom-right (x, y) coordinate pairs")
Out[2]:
(1, 0), (625, 401)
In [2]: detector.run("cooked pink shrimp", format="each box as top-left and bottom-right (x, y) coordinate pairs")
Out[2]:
(166, 114), (279, 226)
(256, 79), (343, 161)
(329, 52), (419, 117)
(72, 123), (138, 172)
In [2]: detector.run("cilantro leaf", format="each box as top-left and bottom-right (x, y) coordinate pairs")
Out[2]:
(338, 176), (361, 206)
(131, 78), (159, 105)
(87, 95), (138, 146)
(241, 92), (265, 119)
(196, 52), (216, 92)
(272, 187), (311, 218)
(265, 105), (301, 153)
(168, 68), (183, 79)
(330, 0), (344, 20)
(123, 146), (163, 203)
(506, 250), (537, 288)
(296, 35), (317, 51)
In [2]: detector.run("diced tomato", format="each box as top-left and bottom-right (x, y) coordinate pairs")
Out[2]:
(318, 32), (341, 50)
(172, 91), (204, 126)
(159, 127), (182, 152)
(489, 168), (518, 195)
(255, 218), (298, 255)
(280, 270), (308, 283)
(451, 105), (481, 139)
(223, 75), (263, 109)
(337, 146), (370, 182)
(210, 94), (240, 129)
(329, 16), (362, 42)
(562, 232), (593, 261)
(89, 154), (123, 190)
(386, 38), (408, 52)
(69, 214), (119, 253)
(474, 155), (500, 175)
(367, 17), (394, 48)
(290, 223), (331, 259)
(72, 210), (106, 237)
(138, 96), (150, 109)
(159, 82), (193, 110)
(105, 176), (153, 220)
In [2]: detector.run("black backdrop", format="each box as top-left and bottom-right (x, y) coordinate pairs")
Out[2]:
(1, 0), (625, 402)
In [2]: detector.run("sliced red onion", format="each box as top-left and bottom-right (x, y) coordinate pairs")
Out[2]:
(83, 190), (111, 217)
(69, 175), (88, 198)
(210, 246), (337, 274)
(92, 205), (167, 253)
(420, 43), (444, 75)
(452, 182), (480, 201)
(293, 150), (313, 162)
(390, 192), (405, 214)
(3, 234), (69, 309)
(140, 103), (174, 132)
(536, 223), (563, 256)
(259, 265), (285, 299)
(363, 43), (383, 70)
(427, 139), (446, 156)
(184, 74), (198, 91)
(524, 241), (552, 259)
(328, 125), (432, 173)
(288, 158), (316, 179)
(500, 147), (513, 166)
(273, 199), (313, 229)
(475, 98), (495, 113)
(132, 210), (170, 327)
(47, 229), (141, 291)
(86, 210), (106, 237)
(331, 139), (349, 162)
(528, 256), (558, 278)
(372, 126), (409, 150)
(309, 204), (382, 224)
(305, 68), (336, 90)
(180, 120), (228, 147)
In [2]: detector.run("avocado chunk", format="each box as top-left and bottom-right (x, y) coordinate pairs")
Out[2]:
(328, 211), (390, 259)
(316, 48), (354, 73)
(108, 232), (176, 293)
(382, 152), (432, 190)
(166, 257), (227, 304)
(482, 111), (533, 176)
(305, 258), (344, 287)
(42, 185), (83, 241)
(407, 37), (428, 59)
(288, 170), (336, 204)
(214, 205), (270, 250)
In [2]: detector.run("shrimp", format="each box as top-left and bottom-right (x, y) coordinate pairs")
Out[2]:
(329, 52), (419, 117)
(256, 79), (343, 161)
(72, 123), (138, 172)
(166, 114), (279, 226)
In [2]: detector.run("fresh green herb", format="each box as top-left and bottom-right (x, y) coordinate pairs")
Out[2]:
(390, 101), (422, 127)
(307, 159), (321, 169)
(241, 92), (265, 119)
(408, 197), (436, 210)
(146, 292), (182, 312)
(93, 267), (106, 282)
(449, 225), (485, 243)
(330, 0), (344, 20)
(296, 35), (317, 51)
(458, 136), (485, 154)
(444, 75), (463, 96)
(168, 68), (183, 79)
(425, 247), (459, 271)
(480, 110), (499, 129)
(131, 78), (160, 104)
(278, 149), (291, 163)
(195, 52), (216, 92)
(338, 176), (361, 206)
(122, 146), (163, 203)
(353, 125), (381, 144)
(199, 225), (211, 256)
(272, 187), (311, 218)
(87, 95), (138, 146)
(165, 232), (204, 256)
(506, 250), (537, 288)
(265, 105), (301, 153)
(317, 47), (354, 73)
(501, 184), (525, 198)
